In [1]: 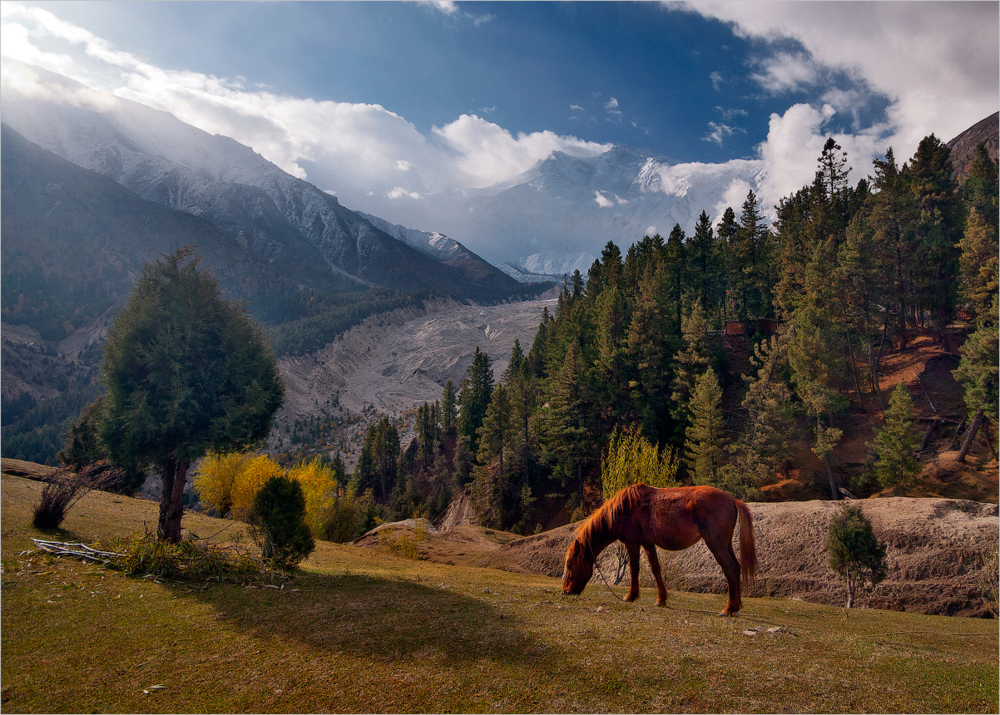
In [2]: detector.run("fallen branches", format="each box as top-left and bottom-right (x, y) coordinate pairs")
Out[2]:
(31, 539), (124, 563)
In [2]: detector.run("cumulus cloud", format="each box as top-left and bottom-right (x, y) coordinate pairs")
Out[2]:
(605, 97), (619, 110)
(0, 3), (608, 206)
(674, 1), (999, 151)
(709, 70), (724, 91)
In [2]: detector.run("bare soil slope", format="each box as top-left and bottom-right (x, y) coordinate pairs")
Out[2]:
(360, 497), (998, 617)
(276, 295), (555, 423)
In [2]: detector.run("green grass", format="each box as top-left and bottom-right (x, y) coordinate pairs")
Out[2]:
(2, 473), (997, 713)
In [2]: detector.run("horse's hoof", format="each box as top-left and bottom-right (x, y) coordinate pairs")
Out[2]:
(718, 609), (739, 617)
(655, 599), (666, 608)
(624, 594), (639, 603)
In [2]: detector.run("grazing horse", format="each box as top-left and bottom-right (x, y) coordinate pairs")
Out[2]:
(562, 483), (757, 616)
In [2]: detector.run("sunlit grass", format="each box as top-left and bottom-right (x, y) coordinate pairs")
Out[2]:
(3, 474), (996, 713)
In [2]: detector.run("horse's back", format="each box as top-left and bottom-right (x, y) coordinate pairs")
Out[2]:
(639, 485), (740, 549)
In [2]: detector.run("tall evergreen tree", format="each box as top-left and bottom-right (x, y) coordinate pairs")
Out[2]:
(441, 380), (457, 429)
(872, 383), (922, 491)
(457, 346), (494, 455)
(684, 367), (727, 486)
(542, 341), (590, 498)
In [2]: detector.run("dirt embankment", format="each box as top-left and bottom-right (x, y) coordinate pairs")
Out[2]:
(361, 496), (998, 618)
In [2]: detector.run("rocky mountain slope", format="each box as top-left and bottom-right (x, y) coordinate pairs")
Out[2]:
(1, 61), (521, 301)
(948, 111), (999, 181)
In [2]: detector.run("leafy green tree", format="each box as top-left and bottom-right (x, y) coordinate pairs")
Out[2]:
(872, 383), (922, 490)
(684, 367), (727, 486)
(601, 425), (679, 583)
(100, 248), (283, 542)
(827, 503), (887, 608)
(249, 475), (315, 570)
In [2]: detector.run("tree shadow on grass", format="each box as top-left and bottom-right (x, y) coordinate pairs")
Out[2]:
(187, 571), (545, 666)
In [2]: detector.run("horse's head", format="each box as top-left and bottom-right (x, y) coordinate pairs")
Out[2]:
(562, 539), (593, 595)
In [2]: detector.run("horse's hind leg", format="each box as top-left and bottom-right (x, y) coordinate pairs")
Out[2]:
(624, 541), (641, 602)
(704, 535), (742, 616)
(642, 544), (668, 607)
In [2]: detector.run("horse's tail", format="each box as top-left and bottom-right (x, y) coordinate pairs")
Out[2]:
(735, 498), (757, 588)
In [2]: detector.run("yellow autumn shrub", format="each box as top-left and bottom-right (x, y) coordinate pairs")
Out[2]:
(193, 451), (249, 517)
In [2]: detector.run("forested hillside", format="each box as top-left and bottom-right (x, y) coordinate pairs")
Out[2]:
(337, 131), (998, 536)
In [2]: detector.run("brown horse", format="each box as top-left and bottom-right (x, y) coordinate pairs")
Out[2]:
(562, 483), (757, 616)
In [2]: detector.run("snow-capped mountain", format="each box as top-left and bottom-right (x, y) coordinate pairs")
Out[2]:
(353, 144), (767, 268)
(0, 61), (520, 300)
(498, 252), (597, 284)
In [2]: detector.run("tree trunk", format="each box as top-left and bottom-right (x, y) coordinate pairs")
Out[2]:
(957, 410), (984, 463)
(979, 419), (999, 461)
(825, 453), (839, 501)
(846, 569), (854, 609)
(157, 458), (177, 541)
(845, 331), (865, 411)
(161, 459), (189, 544)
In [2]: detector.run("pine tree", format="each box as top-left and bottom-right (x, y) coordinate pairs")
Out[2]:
(457, 346), (494, 454)
(441, 381), (457, 429)
(670, 300), (711, 427)
(872, 383), (922, 491)
(724, 333), (796, 498)
(953, 291), (999, 461)
(957, 208), (999, 318)
(664, 225), (686, 334)
(475, 383), (512, 528)
(684, 367), (727, 486)
(687, 211), (723, 325)
(542, 341), (590, 498)
(717, 206), (739, 320)
(625, 266), (669, 437)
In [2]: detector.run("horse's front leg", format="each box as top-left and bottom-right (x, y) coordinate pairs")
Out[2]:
(643, 544), (668, 607)
(624, 541), (641, 602)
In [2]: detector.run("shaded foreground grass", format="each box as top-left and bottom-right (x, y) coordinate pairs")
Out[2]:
(2, 474), (997, 713)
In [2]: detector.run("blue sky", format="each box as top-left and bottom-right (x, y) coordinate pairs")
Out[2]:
(2, 1), (997, 222)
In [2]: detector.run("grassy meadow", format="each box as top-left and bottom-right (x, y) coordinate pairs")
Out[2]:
(1, 473), (997, 713)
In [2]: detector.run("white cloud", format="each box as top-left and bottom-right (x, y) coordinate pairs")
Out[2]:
(594, 191), (614, 208)
(749, 51), (819, 94)
(420, 1), (459, 15)
(709, 70), (723, 91)
(674, 1), (999, 151)
(570, 104), (584, 111)
(387, 186), (423, 200)
(605, 97), (619, 110)
(701, 121), (745, 147)
(0, 3), (609, 206)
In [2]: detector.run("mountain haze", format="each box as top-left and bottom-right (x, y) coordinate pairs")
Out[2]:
(0, 62), (522, 301)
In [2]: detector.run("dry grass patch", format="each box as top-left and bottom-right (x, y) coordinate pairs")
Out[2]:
(2, 473), (997, 713)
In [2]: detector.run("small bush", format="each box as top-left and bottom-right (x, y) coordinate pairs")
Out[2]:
(109, 531), (276, 582)
(827, 503), (888, 608)
(249, 476), (315, 570)
(32, 461), (127, 530)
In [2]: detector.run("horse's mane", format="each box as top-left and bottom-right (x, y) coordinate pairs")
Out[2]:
(575, 483), (647, 552)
